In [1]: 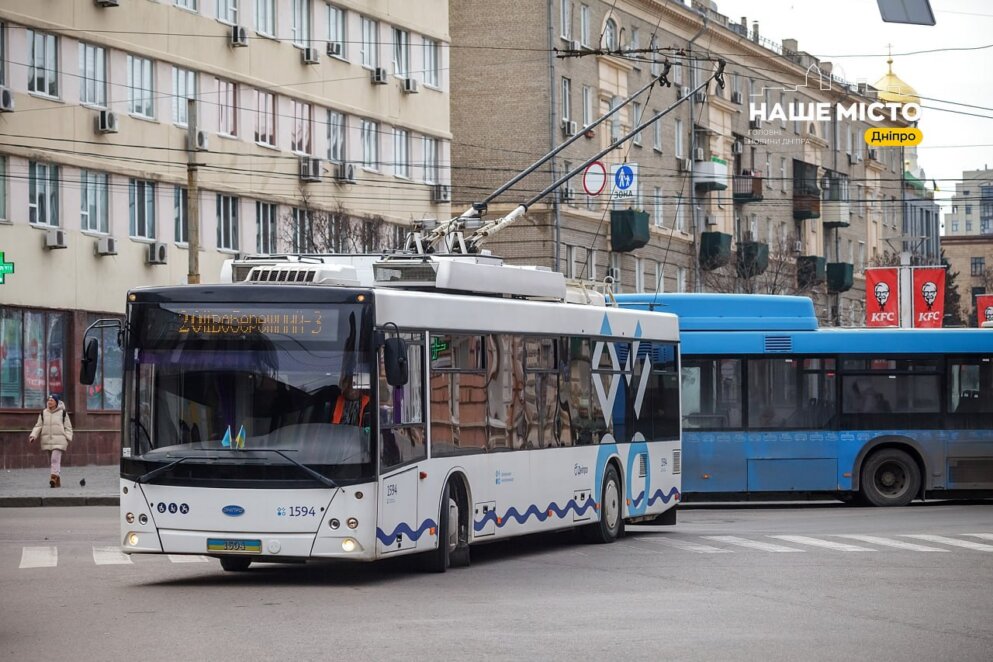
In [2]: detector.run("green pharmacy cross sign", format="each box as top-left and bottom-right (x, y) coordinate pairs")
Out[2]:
(0, 252), (13, 284)
(430, 337), (449, 361)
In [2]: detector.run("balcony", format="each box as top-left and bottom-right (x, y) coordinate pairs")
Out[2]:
(821, 200), (851, 228)
(694, 158), (729, 193)
(733, 173), (764, 203)
(700, 231), (733, 270)
(797, 255), (826, 288)
(610, 209), (650, 253)
(827, 262), (854, 293)
(736, 241), (770, 278)
(793, 192), (821, 221)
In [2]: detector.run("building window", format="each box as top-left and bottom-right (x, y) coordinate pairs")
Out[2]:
(675, 193), (685, 232)
(561, 77), (571, 123)
(172, 67), (196, 126)
(602, 18), (617, 50)
(256, 201), (277, 253)
(217, 0), (239, 25)
(291, 207), (312, 252)
(651, 37), (661, 76)
(423, 38), (440, 87)
(327, 5), (346, 57)
(632, 101), (643, 146)
(175, 0), (198, 10)
(582, 85), (592, 127)
(129, 179), (156, 239)
(674, 119), (683, 157)
(0, 308), (68, 410)
(217, 79), (238, 136)
(672, 56), (681, 84)
(609, 253), (622, 292)
(28, 30), (58, 98)
(655, 261), (664, 292)
(780, 158), (787, 192)
(79, 43), (106, 107)
(677, 267), (687, 293)
(29, 161), (59, 227)
(858, 241), (865, 271)
(216, 195), (239, 251)
(423, 136), (438, 183)
(362, 119), (379, 170)
(967, 221), (974, 232)
(127, 55), (155, 118)
(327, 110), (345, 162)
(560, 0), (573, 40)
(579, 4), (590, 47)
(965, 205), (973, 215)
(630, 27), (640, 68)
(951, 221), (959, 233)
(256, 0), (275, 36)
(361, 16), (379, 68)
(291, 100), (312, 154)
(0, 23), (5, 87)
(635, 258), (645, 292)
(393, 128), (410, 178)
(80, 171), (109, 233)
(972, 257), (986, 277)
(653, 112), (662, 151)
(174, 186), (188, 244)
(255, 91), (275, 146)
(292, 0), (312, 45)
(0, 156), (7, 220)
(393, 28), (409, 77)
(653, 186), (663, 227)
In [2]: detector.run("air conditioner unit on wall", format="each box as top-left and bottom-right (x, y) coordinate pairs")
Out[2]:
(327, 42), (343, 58)
(559, 186), (576, 203)
(432, 184), (452, 203)
(731, 91), (743, 104)
(677, 157), (691, 172)
(678, 86), (690, 100)
(372, 67), (389, 85)
(402, 78), (419, 94)
(794, 240), (803, 253)
(96, 110), (118, 134)
(694, 89), (707, 103)
(693, 147), (706, 161)
(94, 0), (119, 6)
(187, 129), (208, 151)
(45, 228), (67, 249)
(562, 119), (578, 137)
(230, 25), (249, 48)
(96, 236), (118, 256)
(302, 47), (320, 65)
(749, 118), (762, 130)
(732, 140), (743, 155)
(0, 86), (14, 112)
(147, 242), (168, 265)
(300, 157), (322, 182)
(335, 162), (357, 183)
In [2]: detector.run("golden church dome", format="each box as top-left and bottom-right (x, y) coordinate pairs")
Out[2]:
(874, 57), (920, 106)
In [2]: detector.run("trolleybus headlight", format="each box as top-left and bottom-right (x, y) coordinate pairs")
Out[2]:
(329, 518), (341, 530)
(127, 533), (139, 546)
(341, 538), (357, 552)
(138, 514), (148, 525)
(346, 517), (359, 529)
(126, 512), (135, 524)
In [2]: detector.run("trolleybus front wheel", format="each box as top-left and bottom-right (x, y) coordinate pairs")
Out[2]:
(585, 464), (623, 543)
(860, 448), (921, 507)
(423, 482), (458, 572)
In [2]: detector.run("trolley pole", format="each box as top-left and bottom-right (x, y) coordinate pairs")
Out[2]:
(186, 98), (201, 284)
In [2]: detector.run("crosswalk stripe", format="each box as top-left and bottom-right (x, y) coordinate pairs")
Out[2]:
(167, 555), (210, 563)
(835, 535), (949, 552)
(703, 535), (804, 552)
(19, 546), (58, 568)
(631, 536), (732, 554)
(964, 534), (993, 542)
(770, 535), (876, 552)
(904, 534), (993, 552)
(93, 546), (133, 565)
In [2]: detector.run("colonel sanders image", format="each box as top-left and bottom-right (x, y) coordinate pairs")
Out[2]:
(874, 281), (890, 310)
(985, 305), (993, 322)
(921, 281), (938, 310)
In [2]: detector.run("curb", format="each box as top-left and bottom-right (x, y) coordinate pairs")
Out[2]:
(0, 497), (119, 507)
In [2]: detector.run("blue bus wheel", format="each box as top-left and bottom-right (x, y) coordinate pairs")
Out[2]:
(860, 449), (921, 507)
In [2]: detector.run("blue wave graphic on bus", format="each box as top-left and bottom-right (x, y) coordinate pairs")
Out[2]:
(472, 497), (598, 531)
(376, 519), (438, 546)
(631, 486), (681, 508)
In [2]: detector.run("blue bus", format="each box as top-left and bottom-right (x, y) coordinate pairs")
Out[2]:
(616, 293), (993, 506)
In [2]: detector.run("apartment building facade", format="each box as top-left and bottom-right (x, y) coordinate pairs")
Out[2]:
(944, 167), (993, 237)
(450, 0), (909, 328)
(0, 0), (451, 467)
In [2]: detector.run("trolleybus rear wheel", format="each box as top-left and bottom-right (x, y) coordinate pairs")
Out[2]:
(860, 448), (920, 507)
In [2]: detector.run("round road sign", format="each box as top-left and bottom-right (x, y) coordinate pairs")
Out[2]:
(583, 161), (607, 196)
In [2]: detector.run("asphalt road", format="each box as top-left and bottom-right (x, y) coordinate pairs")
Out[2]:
(2, 502), (992, 662)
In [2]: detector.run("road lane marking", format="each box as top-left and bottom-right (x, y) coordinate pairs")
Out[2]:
(630, 536), (732, 554)
(93, 546), (133, 565)
(702, 536), (804, 552)
(19, 546), (57, 568)
(167, 555), (210, 563)
(770, 535), (876, 552)
(835, 535), (949, 552)
(964, 534), (993, 542)
(904, 534), (993, 552)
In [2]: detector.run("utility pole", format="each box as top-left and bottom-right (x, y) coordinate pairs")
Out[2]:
(186, 97), (201, 284)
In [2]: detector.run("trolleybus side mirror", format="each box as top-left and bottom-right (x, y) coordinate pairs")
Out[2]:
(80, 337), (99, 386)
(384, 337), (409, 387)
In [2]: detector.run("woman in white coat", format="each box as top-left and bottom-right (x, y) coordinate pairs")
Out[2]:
(29, 394), (73, 488)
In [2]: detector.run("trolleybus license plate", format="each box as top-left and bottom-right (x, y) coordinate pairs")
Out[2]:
(207, 538), (262, 554)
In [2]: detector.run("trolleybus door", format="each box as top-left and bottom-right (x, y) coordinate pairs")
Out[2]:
(377, 465), (419, 554)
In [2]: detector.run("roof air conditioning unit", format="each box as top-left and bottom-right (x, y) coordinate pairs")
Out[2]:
(327, 41), (343, 58)
(300, 157), (322, 182)
(562, 119), (578, 136)
(95, 0), (119, 6)
(732, 140), (743, 155)
(677, 157), (691, 172)
(188, 129), (208, 151)
(147, 241), (168, 265)
(0, 86), (14, 112)
(45, 228), (68, 249)
(96, 109), (119, 134)
(432, 184), (452, 203)
(96, 236), (118, 256)
(302, 47), (320, 65)
(749, 118), (762, 130)
(678, 86), (690, 100)
(335, 162), (357, 183)
(693, 147), (706, 161)
(402, 78), (419, 94)
(731, 91), (743, 104)
(230, 25), (249, 47)
(372, 67), (389, 84)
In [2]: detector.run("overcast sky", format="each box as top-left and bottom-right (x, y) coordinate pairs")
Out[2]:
(705, 0), (993, 227)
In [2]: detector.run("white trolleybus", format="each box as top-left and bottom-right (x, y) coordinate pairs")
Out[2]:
(81, 254), (681, 571)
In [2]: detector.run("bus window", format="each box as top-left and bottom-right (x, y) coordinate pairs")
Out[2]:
(379, 334), (426, 472)
(841, 358), (941, 425)
(681, 358), (741, 429)
(566, 337), (595, 446)
(948, 359), (993, 417)
(431, 334), (486, 457)
(647, 342), (680, 440)
(747, 358), (800, 429)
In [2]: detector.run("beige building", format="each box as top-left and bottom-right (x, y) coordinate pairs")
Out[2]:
(942, 235), (993, 323)
(450, 0), (912, 327)
(943, 167), (993, 237)
(0, 0), (451, 467)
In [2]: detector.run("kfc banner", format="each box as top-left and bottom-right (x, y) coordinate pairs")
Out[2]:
(976, 294), (993, 327)
(865, 268), (899, 327)
(912, 267), (946, 328)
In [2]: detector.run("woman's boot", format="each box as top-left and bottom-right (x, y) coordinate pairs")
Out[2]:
(49, 474), (57, 488)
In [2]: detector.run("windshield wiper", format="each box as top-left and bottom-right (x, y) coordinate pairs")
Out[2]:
(135, 448), (337, 489)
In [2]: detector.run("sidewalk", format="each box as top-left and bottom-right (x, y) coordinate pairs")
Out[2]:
(0, 464), (120, 507)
